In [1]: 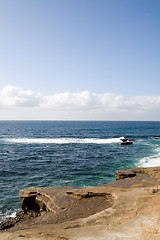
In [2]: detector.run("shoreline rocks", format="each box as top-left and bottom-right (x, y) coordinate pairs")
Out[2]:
(2, 166), (160, 239)
(0, 211), (31, 230)
(19, 186), (113, 224)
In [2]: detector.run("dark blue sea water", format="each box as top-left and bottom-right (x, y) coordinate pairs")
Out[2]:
(1, 121), (160, 221)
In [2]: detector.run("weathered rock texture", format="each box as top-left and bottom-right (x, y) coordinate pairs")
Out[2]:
(19, 186), (113, 223)
(2, 167), (160, 239)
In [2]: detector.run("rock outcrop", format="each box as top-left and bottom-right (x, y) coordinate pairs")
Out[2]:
(2, 166), (160, 239)
(19, 186), (113, 223)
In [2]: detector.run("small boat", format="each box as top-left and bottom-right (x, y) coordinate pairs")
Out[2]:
(120, 137), (135, 145)
(120, 140), (133, 145)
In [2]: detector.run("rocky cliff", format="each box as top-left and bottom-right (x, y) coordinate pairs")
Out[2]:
(2, 167), (160, 239)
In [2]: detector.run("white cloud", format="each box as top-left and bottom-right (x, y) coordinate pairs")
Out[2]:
(0, 85), (40, 108)
(41, 91), (100, 110)
(0, 85), (160, 120)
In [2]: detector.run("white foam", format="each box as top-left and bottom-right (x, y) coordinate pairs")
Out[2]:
(4, 137), (121, 145)
(137, 154), (160, 168)
(9, 212), (17, 218)
(0, 211), (17, 222)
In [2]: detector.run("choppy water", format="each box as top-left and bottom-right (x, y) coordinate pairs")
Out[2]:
(1, 121), (160, 221)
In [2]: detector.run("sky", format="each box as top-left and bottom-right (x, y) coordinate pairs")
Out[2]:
(0, 0), (160, 120)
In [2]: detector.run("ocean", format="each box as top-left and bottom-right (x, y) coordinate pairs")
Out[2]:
(1, 120), (160, 222)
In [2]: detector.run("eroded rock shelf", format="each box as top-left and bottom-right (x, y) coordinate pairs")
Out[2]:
(2, 167), (160, 240)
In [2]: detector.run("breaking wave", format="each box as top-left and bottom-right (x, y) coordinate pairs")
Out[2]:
(137, 154), (160, 168)
(137, 145), (160, 168)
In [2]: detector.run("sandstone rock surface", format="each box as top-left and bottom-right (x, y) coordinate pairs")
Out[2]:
(2, 167), (160, 239)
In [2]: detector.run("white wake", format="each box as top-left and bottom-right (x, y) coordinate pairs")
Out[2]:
(4, 137), (121, 144)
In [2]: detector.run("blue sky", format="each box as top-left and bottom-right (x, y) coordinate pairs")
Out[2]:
(0, 0), (160, 120)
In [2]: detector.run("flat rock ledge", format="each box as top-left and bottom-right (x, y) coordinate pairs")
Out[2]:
(2, 166), (160, 240)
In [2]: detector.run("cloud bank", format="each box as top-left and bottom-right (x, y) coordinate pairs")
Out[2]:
(0, 85), (160, 120)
